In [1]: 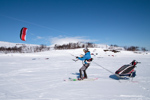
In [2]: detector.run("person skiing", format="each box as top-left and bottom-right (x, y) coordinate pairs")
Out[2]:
(76, 48), (92, 80)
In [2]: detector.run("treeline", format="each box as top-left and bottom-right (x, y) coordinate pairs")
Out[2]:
(54, 43), (148, 51)
(124, 46), (148, 51)
(54, 42), (96, 50)
(110, 44), (148, 51)
(0, 44), (50, 53)
(0, 42), (148, 53)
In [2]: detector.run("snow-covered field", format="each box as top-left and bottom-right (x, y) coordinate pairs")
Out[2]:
(0, 48), (150, 100)
(0, 41), (39, 48)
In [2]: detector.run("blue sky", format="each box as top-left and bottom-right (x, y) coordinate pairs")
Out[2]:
(0, 0), (150, 50)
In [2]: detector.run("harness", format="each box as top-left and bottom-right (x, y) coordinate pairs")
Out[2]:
(85, 58), (93, 64)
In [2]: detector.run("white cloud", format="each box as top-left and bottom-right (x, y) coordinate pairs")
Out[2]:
(49, 36), (97, 46)
(36, 36), (44, 39)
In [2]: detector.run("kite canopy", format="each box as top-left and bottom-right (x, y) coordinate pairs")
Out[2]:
(20, 27), (27, 41)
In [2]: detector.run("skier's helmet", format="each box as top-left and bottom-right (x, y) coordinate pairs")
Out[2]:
(83, 48), (89, 52)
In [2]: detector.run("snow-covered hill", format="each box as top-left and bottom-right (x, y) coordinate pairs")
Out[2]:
(0, 41), (39, 47)
(0, 48), (150, 100)
(0, 41), (50, 53)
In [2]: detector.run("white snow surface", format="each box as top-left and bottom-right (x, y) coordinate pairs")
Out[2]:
(0, 48), (150, 100)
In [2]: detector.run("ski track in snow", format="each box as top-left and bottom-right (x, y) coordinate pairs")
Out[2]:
(0, 49), (150, 100)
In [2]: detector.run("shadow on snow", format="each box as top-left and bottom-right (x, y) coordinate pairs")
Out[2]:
(109, 74), (130, 80)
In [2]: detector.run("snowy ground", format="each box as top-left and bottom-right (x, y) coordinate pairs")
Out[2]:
(0, 48), (150, 100)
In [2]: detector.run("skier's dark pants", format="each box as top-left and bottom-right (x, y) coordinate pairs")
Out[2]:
(79, 63), (90, 79)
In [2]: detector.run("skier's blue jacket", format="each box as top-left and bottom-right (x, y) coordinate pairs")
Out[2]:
(78, 51), (91, 64)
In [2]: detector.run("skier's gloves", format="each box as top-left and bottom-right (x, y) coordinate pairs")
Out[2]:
(76, 56), (79, 59)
